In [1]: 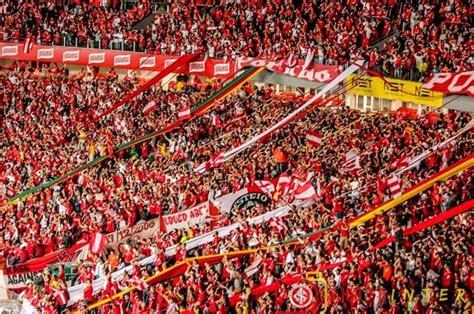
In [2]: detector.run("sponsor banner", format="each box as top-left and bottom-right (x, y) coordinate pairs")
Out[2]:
(63, 50), (79, 62)
(214, 63), (230, 75)
(346, 74), (444, 107)
(36, 48), (54, 60)
(1, 45), (18, 57)
(189, 61), (205, 73)
(236, 56), (339, 82)
(105, 217), (161, 249)
(161, 202), (209, 232)
(0, 42), (234, 78)
(423, 71), (474, 97)
(113, 54), (131, 66)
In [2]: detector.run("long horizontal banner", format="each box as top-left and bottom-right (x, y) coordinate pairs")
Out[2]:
(237, 56), (339, 82)
(423, 71), (474, 97)
(0, 42), (341, 82)
(66, 205), (291, 306)
(346, 74), (444, 107)
(0, 42), (233, 78)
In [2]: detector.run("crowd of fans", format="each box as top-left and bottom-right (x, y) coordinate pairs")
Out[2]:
(1, 0), (472, 79)
(7, 60), (471, 311)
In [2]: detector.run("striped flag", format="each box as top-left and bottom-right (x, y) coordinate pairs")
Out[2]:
(23, 37), (33, 54)
(244, 257), (263, 277)
(342, 150), (361, 172)
(194, 161), (210, 174)
(178, 106), (191, 120)
(131, 276), (148, 291)
(90, 233), (106, 254)
(143, 101), (158, 115)
(254, 180), (275, 197)
(294, 181), (317, 200)
(387, 175), (402, 198)
(306, 130), (322, 147)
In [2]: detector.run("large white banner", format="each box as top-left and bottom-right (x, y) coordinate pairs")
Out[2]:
(213, 187), (272, 214)
(105, 217), (161, 249)
(161, 202), (209, 232)
(66, 205), (292, 306)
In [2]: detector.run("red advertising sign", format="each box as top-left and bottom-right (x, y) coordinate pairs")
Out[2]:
(423, 71), (474, 97)
(0, 42), (235, 78)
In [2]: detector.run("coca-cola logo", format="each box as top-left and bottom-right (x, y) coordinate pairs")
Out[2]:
(114, 54), (131, 66)
(37, 48), (54, 59)
(63, 51), (79, 62)
(189, 61), (205, 73)
(214, 63), (230, 75)
(88, 53), (105, 64)
(139, 56), (156, 68)
(1, 46), (18, 57)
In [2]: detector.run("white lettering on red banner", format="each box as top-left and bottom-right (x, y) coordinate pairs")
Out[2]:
(139, 56), (156, 68)
(114, 54), (131, 66)
(164, 59), (176, 69)
(37, 48), (54, 60)
(214, 63), (230, 75)
(1, 45), (18, 57)
(423, 71), (474, 97)
(105, 217), (160, 249)
(63, 50), (80, 62)
(189, 61), (205, 73)
(88, 52), (105, 64)
(162, 202), (209, 232)
(237, 56), (338, 83)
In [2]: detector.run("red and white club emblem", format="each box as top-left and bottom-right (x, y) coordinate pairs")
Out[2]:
(289, 284), (313, 309)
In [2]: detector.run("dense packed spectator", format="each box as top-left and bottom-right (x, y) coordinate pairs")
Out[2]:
(1, 0), (472, 78)
(10, 66), (472, 310)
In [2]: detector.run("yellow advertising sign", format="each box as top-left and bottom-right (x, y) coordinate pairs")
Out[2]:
(346, 74), (444, 107)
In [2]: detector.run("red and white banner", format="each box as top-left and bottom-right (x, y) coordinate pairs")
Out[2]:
(105, 217), (161, 249)
(237, 56), (340, 82)
(213, 185), (272, 214)
(161, 202), (209, 232)
(5, 240), (88, 290)
(177, 106), (191, 120)
(0, 42), (235, 78)
(90, 233), (106, 254)
(423, 71), (474, 97)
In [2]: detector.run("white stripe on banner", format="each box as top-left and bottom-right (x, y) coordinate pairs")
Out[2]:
(222, 61), (365, 161)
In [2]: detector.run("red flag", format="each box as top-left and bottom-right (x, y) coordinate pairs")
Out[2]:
(376, 175), (386, 198)
(143, 101), (158, 115)
(193, 161), (209, 174)
(306, 130), (322, 147)
(114, 118), (127, 133)
(178, 106), (191, 120)
(90, 233), (106, 254)
(211, 112), (222, 128)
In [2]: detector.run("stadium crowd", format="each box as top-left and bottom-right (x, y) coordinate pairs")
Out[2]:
(7, 61), (471, 311)
(0, 0), (472, 79)
(0, 0), (472, 313)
